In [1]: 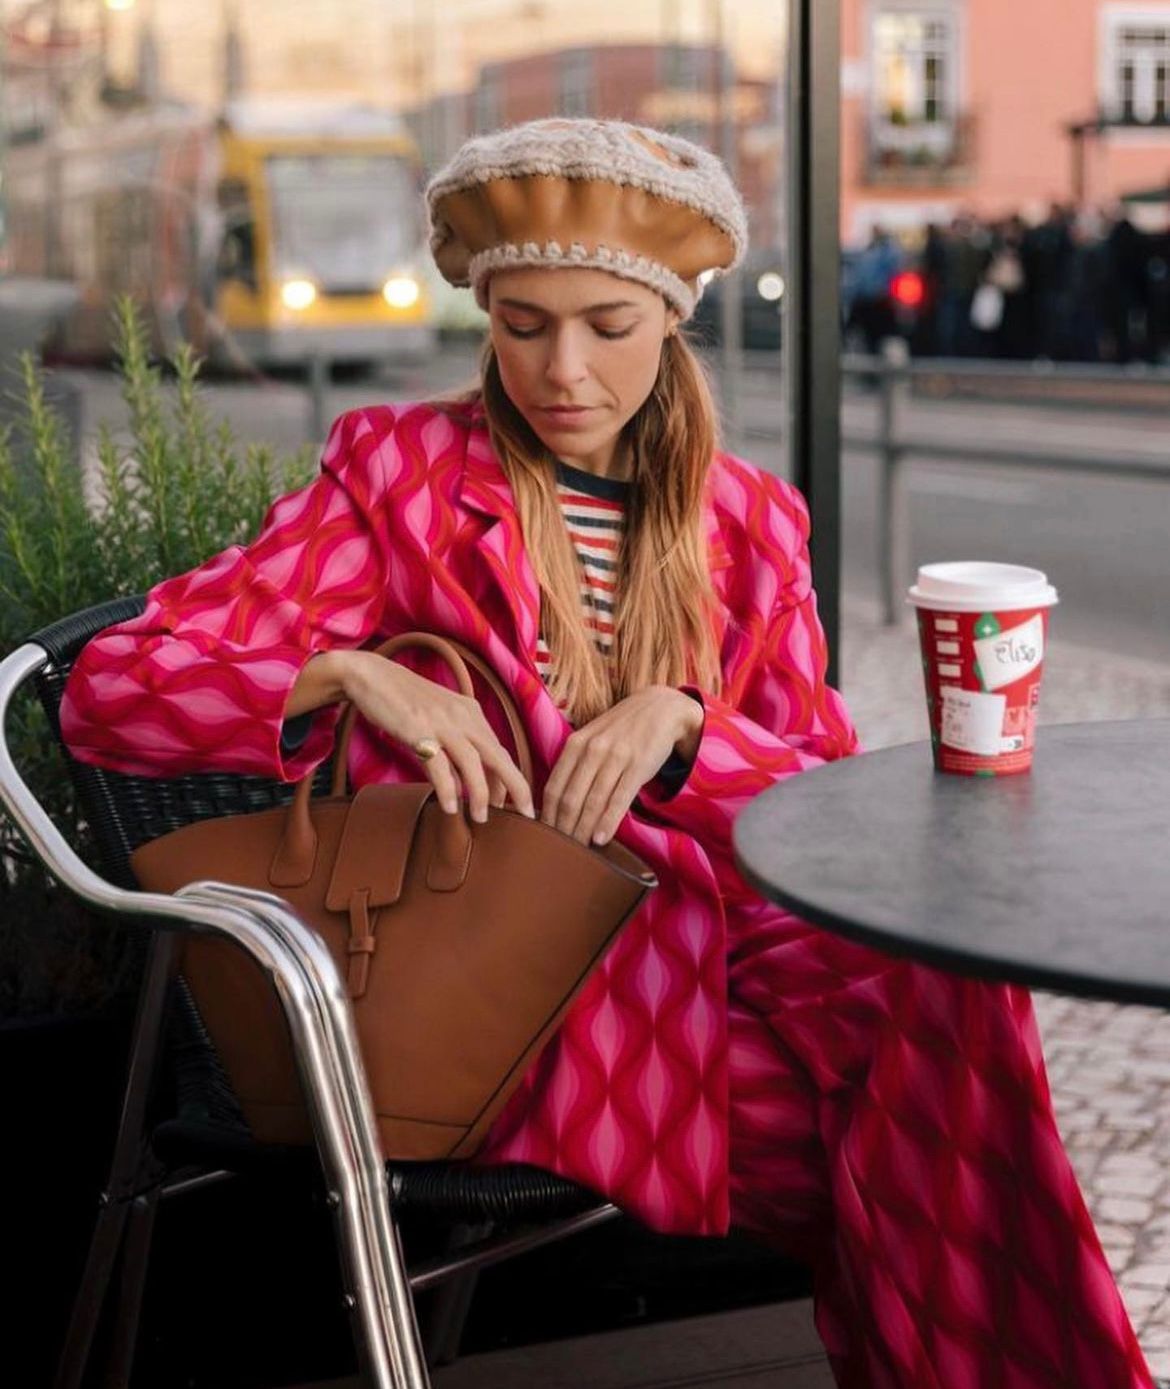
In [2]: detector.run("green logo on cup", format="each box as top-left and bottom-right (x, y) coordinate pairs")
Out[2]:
(973, 613), (1000, 692)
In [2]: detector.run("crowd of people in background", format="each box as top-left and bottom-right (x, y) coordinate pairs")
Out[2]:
(844, 205), (1170, 365)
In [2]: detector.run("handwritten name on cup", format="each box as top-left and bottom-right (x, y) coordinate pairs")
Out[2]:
(974, 614), (1045, 693)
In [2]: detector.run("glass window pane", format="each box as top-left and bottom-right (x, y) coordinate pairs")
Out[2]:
(266, 154), (417, 289)
(843, 0), (1170, 766)
(0, 2), (794, 594)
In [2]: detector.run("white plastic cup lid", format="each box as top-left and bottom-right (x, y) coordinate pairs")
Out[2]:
(907, 561), (1059, 613)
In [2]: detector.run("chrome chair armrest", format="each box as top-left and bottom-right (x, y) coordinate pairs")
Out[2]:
(0, 642), (428, 1389)
(0, 643), (205, 926)
(178, 885), (426, 1389)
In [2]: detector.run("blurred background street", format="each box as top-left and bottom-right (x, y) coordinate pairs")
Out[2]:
(57, 344), (1170, 665)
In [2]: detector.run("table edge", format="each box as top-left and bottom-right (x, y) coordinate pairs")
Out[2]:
(731, 846), (1170, 1011)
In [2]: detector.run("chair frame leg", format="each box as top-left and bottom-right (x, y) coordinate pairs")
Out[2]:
(421, 1223), (491, 1368)
(54, 934), (178, 1389)
(189, 884), (432, 1389)
(53, 1198), (133, 1389)
(102, 1189), (160, 1388)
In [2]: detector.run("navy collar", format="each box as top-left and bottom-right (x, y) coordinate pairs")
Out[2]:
(554, 459), (632, 502)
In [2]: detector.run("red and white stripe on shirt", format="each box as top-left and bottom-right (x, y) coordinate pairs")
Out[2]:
(534, 460), (629, 689)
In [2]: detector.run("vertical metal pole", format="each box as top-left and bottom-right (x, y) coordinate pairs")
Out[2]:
(427, 0), (438, 164)
(0, 20), (8, 267)
(786, 0), (841, 685)
(44, 0), (67, 278)
(877, 338), (910, 626)
(98, 3), (111, 97)
(876, 353), (897, 624)
(661, 0), (679, 128)
(223, 0), (246, 105)
(307, 353), (329, 443)
(712, 0), (742, 449)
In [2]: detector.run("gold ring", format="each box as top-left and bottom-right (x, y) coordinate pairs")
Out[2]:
(413, 736), (442, 761)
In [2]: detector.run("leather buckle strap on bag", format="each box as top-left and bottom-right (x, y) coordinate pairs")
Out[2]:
(130, 632), (657, 1161)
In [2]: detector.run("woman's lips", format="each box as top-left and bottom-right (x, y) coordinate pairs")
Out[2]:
(539, 406), (595, 427)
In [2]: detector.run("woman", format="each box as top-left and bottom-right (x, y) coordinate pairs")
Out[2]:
(61, 119), (1153, 1388)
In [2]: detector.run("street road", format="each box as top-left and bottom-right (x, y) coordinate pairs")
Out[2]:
(59, 343), (1170, 664)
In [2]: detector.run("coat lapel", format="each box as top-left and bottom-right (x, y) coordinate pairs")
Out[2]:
(703, 481), (736, 640)
(455, 413), (577, 780)
(458, 411), (542, 665)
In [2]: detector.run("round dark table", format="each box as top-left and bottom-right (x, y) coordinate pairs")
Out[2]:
(733, 720), (1170, 1009)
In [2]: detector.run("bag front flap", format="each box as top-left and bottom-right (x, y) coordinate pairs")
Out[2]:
(324, 782), (433, 911)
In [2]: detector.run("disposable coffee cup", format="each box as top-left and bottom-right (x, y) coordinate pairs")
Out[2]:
(907, 562), (1059, 776)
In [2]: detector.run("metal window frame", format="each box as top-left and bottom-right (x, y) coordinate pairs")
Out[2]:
(871, 6), (959, 127)
(1099, 4), (1170, 122)
(787, 0), (843, 685)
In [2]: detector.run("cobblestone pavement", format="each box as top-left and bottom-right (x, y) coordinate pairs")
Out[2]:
(841, 596), (1170, 1372)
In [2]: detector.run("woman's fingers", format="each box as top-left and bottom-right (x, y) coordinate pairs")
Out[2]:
(409, 730), (533, 821)
(541, 736), (582, 830)
(477, 740), (536, 818)
(365, 667), (534, 821)
(588, 768), (643, 845)
(547, 740), (621, 842)
(417, 746), (461, 816)
(566, 754), (628, 845)
(443, 736), (492, 822)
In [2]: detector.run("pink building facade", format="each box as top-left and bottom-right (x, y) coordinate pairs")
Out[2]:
(842, 0), (1170, 243)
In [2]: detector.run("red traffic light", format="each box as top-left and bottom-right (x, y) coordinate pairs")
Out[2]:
(890, 271), (926, 309)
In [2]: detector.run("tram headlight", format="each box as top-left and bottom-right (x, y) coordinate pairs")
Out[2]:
(280, 279), (318, 311)
(382, 275), (421, 310)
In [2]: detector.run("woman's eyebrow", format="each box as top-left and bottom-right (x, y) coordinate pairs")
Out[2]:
(496, 297), (640, 314)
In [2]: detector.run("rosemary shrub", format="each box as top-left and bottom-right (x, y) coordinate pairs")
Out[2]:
(0, 298), (313, 1016)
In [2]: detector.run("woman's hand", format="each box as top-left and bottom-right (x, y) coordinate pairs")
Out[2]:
(541, 686), (704, 846)
(291, 649), (535, 822)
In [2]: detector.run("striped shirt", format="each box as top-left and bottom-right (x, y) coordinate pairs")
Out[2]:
(534, 460), (629, 688)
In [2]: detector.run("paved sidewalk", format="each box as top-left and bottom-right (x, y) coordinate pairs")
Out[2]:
(841, 595), (1170, 1373)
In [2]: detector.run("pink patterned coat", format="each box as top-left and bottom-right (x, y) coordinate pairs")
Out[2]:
(61, 399), (858, 1237)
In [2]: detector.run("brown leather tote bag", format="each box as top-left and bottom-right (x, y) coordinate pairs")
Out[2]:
(130, 632), (657, 1160)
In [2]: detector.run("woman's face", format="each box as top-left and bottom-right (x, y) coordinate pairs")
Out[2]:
(487, 266), (678, 478)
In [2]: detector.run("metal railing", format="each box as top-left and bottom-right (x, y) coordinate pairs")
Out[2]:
(839, 351), (1170, 624)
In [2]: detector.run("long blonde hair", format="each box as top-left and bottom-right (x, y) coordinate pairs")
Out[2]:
(440, 330), (725, 726)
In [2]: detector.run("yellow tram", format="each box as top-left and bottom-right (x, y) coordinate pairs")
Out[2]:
(4, 98), (437, 366)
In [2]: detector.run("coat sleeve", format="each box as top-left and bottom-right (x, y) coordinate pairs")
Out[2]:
(637, 481), (858, 861)
(60, 407), (403, 782)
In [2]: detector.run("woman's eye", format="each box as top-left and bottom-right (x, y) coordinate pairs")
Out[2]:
(502, 322), (634, 340)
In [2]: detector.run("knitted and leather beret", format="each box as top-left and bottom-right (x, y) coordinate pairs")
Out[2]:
(424, 117), (749, 321)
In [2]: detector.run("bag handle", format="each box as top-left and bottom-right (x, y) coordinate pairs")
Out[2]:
(329, 632), (535, 794)
(270, 634), (534, 887)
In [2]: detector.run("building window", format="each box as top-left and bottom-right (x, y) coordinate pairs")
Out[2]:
(865, 3), (964, 177)
(1104, 13), (1170, 124)
(560, 50), (593, 118)
(872, 8), (956, 127)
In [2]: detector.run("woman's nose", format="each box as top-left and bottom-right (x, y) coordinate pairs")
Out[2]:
(544, 329), (588, 386)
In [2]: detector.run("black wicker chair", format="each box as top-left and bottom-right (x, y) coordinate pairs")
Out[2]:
(0, 598), (618, 1389)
